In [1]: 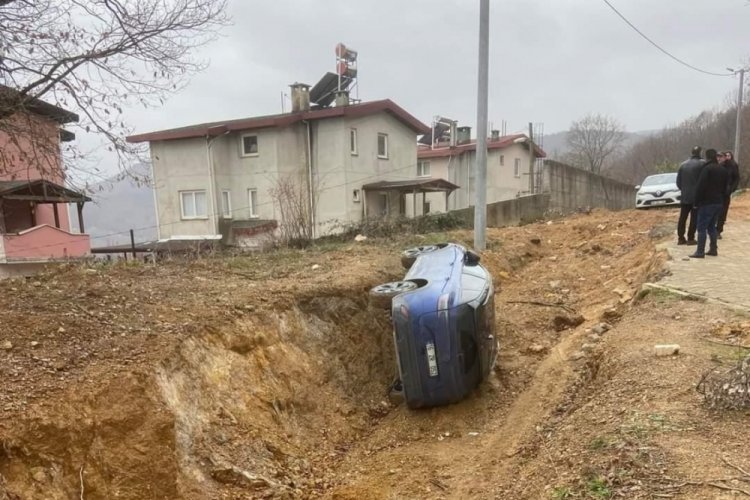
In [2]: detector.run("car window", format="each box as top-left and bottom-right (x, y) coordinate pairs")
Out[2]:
(643, 173), (677, 186)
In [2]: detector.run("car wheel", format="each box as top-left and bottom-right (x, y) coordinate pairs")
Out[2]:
(368, 280), (418, 309)
(401, 245), (441, 269)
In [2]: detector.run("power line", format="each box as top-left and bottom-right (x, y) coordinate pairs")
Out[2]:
(601, 0), (733, 77)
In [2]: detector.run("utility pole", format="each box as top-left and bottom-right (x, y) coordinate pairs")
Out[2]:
(734, 68), (745, 164)
(474, 0), (489, 251)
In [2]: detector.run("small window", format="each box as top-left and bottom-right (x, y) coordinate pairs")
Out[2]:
(423, 200), (431, 214)
(514, 158), (521, 178)
(377, 133), (388, 159)
(417, 160), (431, 177)
(350, 128), (358, 155)
(180, 190), (208, 219)
(353, 189), (361, 202)
(221, 190), (232, 218)
(248, 188), (258, 218)
(241, 135), (258, 156)
(500, 155), (505, 166)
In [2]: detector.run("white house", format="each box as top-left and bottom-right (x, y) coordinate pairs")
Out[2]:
(127, 86), (445, 247)
(416, 128), (546, 214)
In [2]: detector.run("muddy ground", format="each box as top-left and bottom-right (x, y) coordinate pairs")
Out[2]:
(1, 197), (749, 499)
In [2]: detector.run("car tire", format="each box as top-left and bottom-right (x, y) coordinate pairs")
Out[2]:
(368, 280), (418, 309)
(400, 244), (443, 269)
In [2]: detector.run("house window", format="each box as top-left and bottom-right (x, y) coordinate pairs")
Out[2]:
(423, 200), (431, 214)
(248, 189), (258, 218)
(221, 190), (232, 218)
(353, 189), (361, 203)
(350, 128), (358, 155)
(514, 158), (521, 178)
(180, 190), (208, 219)
(377, 133), (388, 159)
(417, 160), (431, 177)
(241, 134), (259, 156)
(500, 155), (505, 166)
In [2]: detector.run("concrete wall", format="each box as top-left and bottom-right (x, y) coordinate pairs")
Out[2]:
(542, 160), (635, 212)
(452, 193), (550, 228)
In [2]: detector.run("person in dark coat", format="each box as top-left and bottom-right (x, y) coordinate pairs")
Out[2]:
(717, 150), (741, 238)
(675, 146), (705, 244)
(690, 149), (729, 258)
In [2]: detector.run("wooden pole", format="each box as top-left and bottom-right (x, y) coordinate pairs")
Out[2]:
(130, 229), (136, 258)
(77, 202), (85, 233)
(53, 203), (60, 228)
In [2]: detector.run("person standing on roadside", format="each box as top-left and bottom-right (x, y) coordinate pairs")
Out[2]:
(690, 149), (729, 258)
(717, 150), (741, 238)
(675, 146), (705, 245)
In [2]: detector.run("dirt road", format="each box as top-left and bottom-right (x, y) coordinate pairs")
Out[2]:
(1, 195), (749, 499)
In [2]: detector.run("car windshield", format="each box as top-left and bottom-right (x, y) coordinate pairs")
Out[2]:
(642, 173), (677, 186)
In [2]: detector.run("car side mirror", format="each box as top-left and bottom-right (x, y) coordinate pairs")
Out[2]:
(634, 185), (641, 190)
(465, 250), (481, 266)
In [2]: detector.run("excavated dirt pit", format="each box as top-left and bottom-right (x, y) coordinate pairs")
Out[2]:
(0, 207), (679, 499)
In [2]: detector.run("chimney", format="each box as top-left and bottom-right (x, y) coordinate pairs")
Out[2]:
(289, 82), (311, 112)
(491, 129), (500, 140)
(457, 126), (471, 145)
(449, 121), (458, 147)
(334, 90), (350, 107)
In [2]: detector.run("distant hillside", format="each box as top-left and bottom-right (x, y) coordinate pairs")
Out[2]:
(69, 168), (157, 248)
(541, 130), (657, 159)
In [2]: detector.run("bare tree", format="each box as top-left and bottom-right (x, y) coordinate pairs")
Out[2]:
(565, 113), (627, 174)
(0, 0), (229, 187)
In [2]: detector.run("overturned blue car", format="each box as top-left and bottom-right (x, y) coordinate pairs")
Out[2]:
(369, 243), (497, 409)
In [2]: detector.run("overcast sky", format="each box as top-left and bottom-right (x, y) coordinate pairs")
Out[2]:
(126, 0), (748, 143)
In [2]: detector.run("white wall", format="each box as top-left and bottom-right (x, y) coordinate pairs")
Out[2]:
(150, 138), (215, 239)
(315, 111), (419, 234)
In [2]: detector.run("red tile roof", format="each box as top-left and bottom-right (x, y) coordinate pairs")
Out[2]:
(127, 99), (430, 143)
(418, 133), (546, 159)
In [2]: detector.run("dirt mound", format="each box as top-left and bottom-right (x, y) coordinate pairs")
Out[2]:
(0, 205), (683, 498)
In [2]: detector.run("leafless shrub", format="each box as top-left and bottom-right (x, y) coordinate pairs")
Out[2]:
(269, 174), (313, 247)
(697, 354), (750, 410)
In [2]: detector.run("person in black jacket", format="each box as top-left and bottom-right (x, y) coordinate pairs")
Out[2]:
(717, 150), (741, 238)
(675, 146), (705, 244)
(690, 149), (729, 258)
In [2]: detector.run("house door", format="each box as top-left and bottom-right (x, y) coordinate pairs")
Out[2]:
(378, 193), (388, 216)
(399, 194), (406, 216)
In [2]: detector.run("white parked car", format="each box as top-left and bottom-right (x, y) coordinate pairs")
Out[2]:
(635, 173), (681, 209)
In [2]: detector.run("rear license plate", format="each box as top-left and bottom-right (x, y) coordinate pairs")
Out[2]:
(426, 343), (438, 377)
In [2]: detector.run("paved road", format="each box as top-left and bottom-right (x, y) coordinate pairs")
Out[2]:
(659, 219), (750, 310)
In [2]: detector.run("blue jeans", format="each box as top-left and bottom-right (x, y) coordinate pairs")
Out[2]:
(695, 204), (722, 255)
